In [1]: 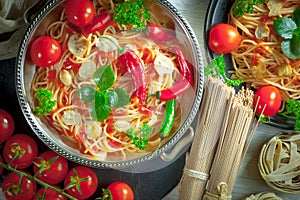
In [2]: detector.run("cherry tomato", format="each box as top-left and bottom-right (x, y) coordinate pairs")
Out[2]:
(34, 150), (69, 185)
(0, 109), (15, 143)
(106, 181), (134, 200)
(253, 85), (282, 117)
(64, 166), (98, 199)
(33, 186), (67, 200)
(208, 23), (242, 54)
(2, 171), (37, 200)
(65, 0), (96, 27)
(3, 134), (38, 169)
(0, 154), (4, 176)
(30, 36), (62, 67)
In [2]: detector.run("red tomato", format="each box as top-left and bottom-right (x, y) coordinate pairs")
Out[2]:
(30, 36), (62, 67)
(33, 186), (67, 200)
(65, 0), (96, 27)
(2, 171), (37, 200)
(3, 134), (38, 169)
(253, 85), (282, 117)
(208, 23), (242, 54)
(33, 150), (69, 185)
(64, 166), (98, 199)
(107, 182), (134, 200)
(0, 154), (4, 176)
(0, 109), (15, 143)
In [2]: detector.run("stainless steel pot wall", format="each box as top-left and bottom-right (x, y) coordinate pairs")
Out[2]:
(15, 0), (204, 169)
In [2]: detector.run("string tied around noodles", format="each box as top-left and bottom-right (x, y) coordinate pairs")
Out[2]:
(183, 168), (210, 181)
(204, 182), (232, 200)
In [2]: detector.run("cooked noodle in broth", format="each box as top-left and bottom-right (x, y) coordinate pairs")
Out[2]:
(30, 0), (195, 161)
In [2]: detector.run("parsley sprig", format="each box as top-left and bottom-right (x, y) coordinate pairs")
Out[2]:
(232, 0), (268, 17)
(274, 7), (300, 59)
(126, 124), (153, 150)
(205, 55), (243, 87)
(34, 88), (56, 115)
(78, 66), (130, 122)
(113, 0), (151, 29)
(279, 99), (300, 131)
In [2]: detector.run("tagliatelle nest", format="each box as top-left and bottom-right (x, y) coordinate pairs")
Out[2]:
(244, 192), (283, 200)
(258, 132), (300, 194)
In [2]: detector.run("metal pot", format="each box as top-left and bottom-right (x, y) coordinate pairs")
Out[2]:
(16, 0), (204, 169)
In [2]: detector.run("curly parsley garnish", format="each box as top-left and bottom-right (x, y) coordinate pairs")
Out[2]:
(34, 88), (56, 115)
(232, 0), (268, 17)
(205, 55), (243, 87)
(279, 99), (300, 131)
(113, 0), (151, 29)
(126, 124), (153, 150)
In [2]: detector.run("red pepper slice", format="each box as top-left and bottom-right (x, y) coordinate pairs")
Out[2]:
(83, 11), (113, 35)
(117, 50), (147, 104)
(156, 76), (191, 101)
(156, 47), (194, 101)
(146, 23), (175, 41)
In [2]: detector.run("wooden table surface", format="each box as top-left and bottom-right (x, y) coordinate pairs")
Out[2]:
(163, 0), (299, 199)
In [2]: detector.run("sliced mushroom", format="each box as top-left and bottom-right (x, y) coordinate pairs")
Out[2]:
(96, 35), (119, 53)
(83, 121), (102, 140)
(78, 60), (97, 80)
(68, 34), (88, 57)
(62, 110), (82, 125)
(59, 69), (73, 86)
(267, 0), (283, 17)
(154, 53), (175, 75)
(255, 24), (270, 40)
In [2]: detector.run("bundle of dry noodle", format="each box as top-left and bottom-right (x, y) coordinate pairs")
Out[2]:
(179, 76), (259, 199)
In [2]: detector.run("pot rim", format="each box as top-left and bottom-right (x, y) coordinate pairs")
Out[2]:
(15, 0), (204, 169)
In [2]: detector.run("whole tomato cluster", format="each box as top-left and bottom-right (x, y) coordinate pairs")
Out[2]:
(0, 109), (134, 200)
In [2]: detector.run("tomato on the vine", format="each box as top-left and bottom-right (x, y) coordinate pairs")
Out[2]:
(0, 154), (4, 176)
(105, 181), (134, 200)
(3, 134), (38, 169)
(0, 109), (15, 143)
(208, 23), (242, 54)
(253, 85), (282, 117)
(34, 150), (69, 185)
(64, 166), (98, 199)
(2, 171), (37, 200)
(34, 186), (67, 200)
(30, 36), (62, 67)
(65, 0), (96, 27)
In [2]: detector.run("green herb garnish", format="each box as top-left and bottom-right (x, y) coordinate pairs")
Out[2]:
(34, 88), (56, 115)
(113, 0), (151, 29)
(232, 0), (268, 17)
(205, 55), (243, 87)
(274, 7), (300, 59)
(126, 124), (153, 150)
(279, 99), (300, 131)
(78, 66), (130, 122)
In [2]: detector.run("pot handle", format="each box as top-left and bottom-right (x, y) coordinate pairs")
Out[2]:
(24, 0), (51, 24)
(160, 126), (194, 162)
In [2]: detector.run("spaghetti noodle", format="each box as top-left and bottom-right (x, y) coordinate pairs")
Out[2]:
(30, 0), (194, 161)
(229, 0), (300, 101)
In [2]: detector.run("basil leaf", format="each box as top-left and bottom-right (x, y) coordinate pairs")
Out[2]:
(113, 88), (130, 108)
(281, 39), (300, 59)
(291, 35), (300, 56)
(89, 104), (111, 122)
(292, 7), (300, 27)
(93, 65), (115, 91)
(78, 86), (96, 102)
(107, 90), (119, 107)
(274, 17), (297, 39)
